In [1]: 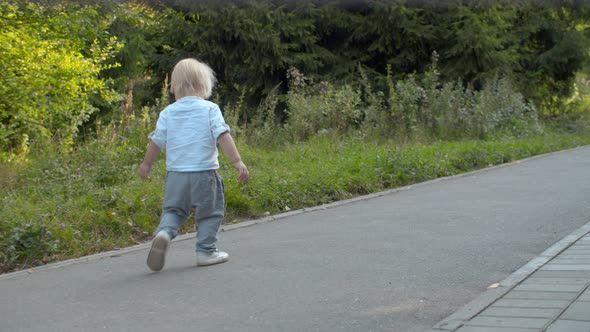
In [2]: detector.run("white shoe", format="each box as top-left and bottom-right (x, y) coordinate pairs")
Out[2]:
(147, 231), (171, 271)
(196, 250), (229, 266)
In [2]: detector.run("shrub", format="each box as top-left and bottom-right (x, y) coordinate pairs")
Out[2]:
(0, 3), (121, 154)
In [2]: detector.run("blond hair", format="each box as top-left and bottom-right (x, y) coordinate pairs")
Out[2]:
(170, 58), (216, 99)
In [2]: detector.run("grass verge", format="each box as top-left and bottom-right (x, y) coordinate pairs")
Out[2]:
(1, 128), (589, 273)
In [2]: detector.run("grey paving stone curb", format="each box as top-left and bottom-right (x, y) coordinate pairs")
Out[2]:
(430, 220), (590, 332)
(0, 145), (587, 283)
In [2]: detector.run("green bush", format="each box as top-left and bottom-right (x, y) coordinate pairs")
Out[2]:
(0, 3), (121, 154)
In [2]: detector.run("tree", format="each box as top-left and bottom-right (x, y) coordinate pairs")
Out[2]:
(439, 3), (518, 89)
(149, 0), (330, 106)
(511, 2), (589, 113)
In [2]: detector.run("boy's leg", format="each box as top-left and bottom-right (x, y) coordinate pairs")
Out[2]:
(147, 172), (191, 271)
(195, 214), (224, 252)
(192, 171), (226, 262)
(155, 209), (187, 239)
(155, 172), (191, 238)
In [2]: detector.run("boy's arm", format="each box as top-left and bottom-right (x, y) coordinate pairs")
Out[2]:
(217, 132), (249, 182)
(137, 140), (161, 179)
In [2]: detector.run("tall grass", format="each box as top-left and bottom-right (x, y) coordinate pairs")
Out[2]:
(1, 58), (589, 273)
(278, 54), (542, 144)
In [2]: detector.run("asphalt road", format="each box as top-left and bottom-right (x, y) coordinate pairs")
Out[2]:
(1, 146), (590, 332)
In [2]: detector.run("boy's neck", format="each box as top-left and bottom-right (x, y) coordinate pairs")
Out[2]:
(176, 95), (203, 100)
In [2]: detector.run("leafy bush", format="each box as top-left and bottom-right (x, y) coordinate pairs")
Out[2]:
(1, 221), (59, 269)
(362, 55), (543, 141)
(284, 67), (363, 141)
(0, 3), (121, 155)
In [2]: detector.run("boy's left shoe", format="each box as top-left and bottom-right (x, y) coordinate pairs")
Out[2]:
(196, 250), (229, 266)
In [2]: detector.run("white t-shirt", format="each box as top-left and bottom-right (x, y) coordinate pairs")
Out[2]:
(148, 96), (230, 172)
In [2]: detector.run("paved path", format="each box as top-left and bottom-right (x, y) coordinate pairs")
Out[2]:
(1, 146), (590, 332)
(432, 223), (590, 332)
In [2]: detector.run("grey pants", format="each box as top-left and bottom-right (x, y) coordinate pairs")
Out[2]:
(155, 170), (225, 253)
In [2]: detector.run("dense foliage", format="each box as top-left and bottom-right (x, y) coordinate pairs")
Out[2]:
(1, 0), (589, 156)
(145, 0), (590, 114)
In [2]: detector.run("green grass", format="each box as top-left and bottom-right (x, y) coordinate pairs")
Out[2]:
(1, 126), (590, 273)
(224, 130), (590, 217)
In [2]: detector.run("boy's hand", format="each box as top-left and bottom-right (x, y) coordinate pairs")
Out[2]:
(137, 163), (151, 180)
(217, 132), (248, 182)
(234, 160), (249, 182)
(138, 140), (160, 180)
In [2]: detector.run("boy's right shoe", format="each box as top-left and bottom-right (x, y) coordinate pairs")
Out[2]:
(196, 250), (229, 266)
(147, 231), (171, 272)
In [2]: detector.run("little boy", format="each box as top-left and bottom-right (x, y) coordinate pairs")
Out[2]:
(137, 58), (249, 272)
